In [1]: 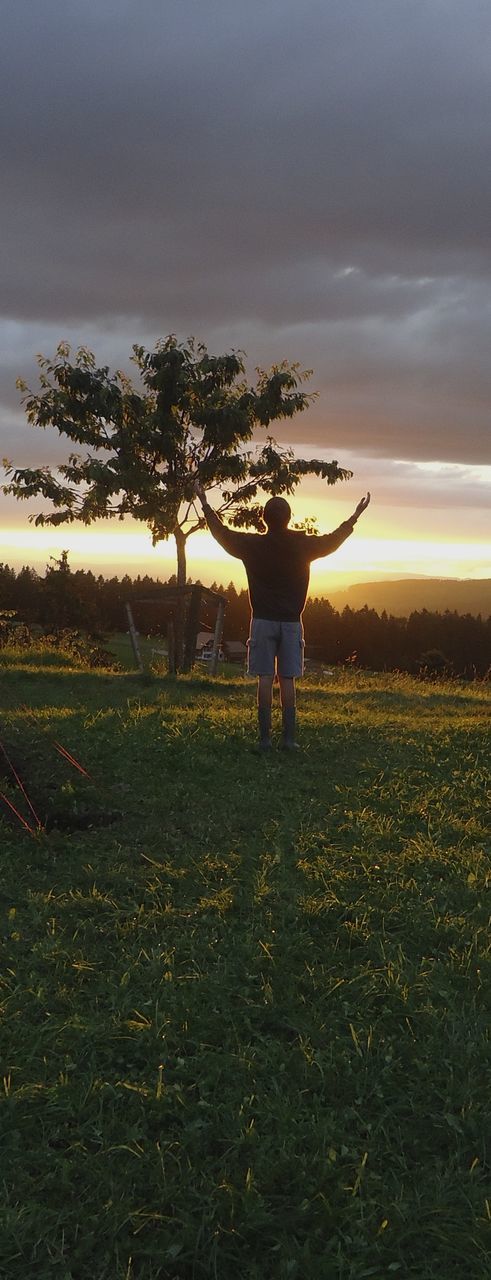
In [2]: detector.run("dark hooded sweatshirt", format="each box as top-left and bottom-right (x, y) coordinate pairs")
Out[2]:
(202, 503), (356, 621)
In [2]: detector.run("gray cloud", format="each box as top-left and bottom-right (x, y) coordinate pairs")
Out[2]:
(1, 0), (491, 472)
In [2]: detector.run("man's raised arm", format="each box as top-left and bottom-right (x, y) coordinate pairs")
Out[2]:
(195, 484), (246, 559)
(307, 492), (371, 560)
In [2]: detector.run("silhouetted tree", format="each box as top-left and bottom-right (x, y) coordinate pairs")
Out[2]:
(12, 565), (41, 623)
(4, 336), (352, 588)
(0, 563), (16, 609)
(42, 551), (83, 629)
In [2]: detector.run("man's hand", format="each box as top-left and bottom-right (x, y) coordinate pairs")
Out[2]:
(351, 492), (371, 522)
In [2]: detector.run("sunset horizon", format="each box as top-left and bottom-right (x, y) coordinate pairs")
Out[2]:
(1, 517), (489, 591)
(2, 450), (489, 589)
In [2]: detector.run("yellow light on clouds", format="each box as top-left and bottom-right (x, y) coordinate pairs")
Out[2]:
(310, 536), (491, 581)
(0, 524), (489, 584)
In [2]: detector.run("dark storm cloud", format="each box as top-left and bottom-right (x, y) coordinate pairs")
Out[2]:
(1, 0), (491, 469)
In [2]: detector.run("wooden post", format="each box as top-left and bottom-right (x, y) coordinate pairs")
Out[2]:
(125, 603), (144, 672)
(167, 614), (176, 675)
(210, 599), (226, 675)
(182, 585), (202, 673)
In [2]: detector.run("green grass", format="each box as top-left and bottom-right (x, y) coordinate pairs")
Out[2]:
(105, 630), (168, 671)
(0, 645), (490, 1279)
(105, 631), (234, 678)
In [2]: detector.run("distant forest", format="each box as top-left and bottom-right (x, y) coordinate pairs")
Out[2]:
(1, 558), (490, 677)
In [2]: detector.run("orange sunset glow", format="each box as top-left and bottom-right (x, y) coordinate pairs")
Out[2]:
(1, 486), (489, 591)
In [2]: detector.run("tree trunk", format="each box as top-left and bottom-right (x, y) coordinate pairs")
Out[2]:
(173, 528), (187, 669)
(174, 529), (187, 587)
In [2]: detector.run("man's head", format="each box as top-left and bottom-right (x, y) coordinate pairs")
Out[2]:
(263, 496), (291, 531)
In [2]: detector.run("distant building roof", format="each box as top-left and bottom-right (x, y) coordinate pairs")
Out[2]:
(223, 640), (247, 655)
(196, 631), (214, 650)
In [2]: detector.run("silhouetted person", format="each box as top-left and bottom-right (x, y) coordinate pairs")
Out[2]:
(195, 485), (371, 750)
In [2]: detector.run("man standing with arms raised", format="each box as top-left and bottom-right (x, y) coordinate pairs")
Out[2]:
(195, 484), (371, 751)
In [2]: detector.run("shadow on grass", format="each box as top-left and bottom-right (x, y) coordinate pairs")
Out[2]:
(303, 685), (485, 711)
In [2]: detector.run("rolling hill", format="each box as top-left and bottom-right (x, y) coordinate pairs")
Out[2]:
(326, 577), (491, 618)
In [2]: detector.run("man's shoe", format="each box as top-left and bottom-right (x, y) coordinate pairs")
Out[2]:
(281, 707), (298, 751)
(258, 706), (272, 744)
(253, 739), (273, 754)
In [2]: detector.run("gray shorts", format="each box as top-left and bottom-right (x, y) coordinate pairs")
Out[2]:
(247, 618), (305, 678)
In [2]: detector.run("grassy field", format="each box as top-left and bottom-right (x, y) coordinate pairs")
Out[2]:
(0, 645), (490, 1280)
(105, 631), (168, 672)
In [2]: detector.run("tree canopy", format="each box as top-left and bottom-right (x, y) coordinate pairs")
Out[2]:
(3, 335), (353, 584)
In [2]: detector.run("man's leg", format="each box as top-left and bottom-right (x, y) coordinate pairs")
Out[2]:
(247, 619), (278, 750)
(278, 676), (297, 748)
(257, 674), (274, 749)
(277, 622), (303, 749)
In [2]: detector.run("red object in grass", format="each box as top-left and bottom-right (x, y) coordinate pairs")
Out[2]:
(53, 741), (92, 779)
(0, 790), (36, 835)
(0, 739), (42, 829)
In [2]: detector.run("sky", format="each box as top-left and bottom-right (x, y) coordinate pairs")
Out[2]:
(1, 0), (490, 590)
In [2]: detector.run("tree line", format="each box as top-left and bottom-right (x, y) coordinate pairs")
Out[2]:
(1, 558), (489, 678)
